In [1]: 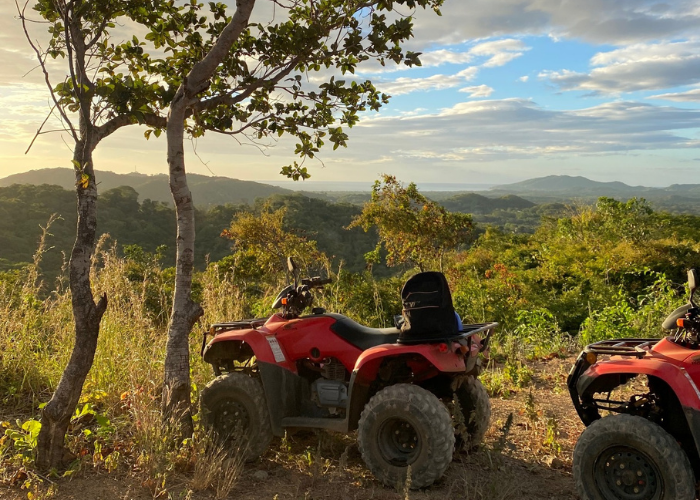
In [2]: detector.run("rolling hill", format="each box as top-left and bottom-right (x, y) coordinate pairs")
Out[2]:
(0, 168), (292, 206)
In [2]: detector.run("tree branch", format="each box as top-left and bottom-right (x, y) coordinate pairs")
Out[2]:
(15, 0), (78, 142)
(25, 103), (58, 154)
(186, 0), (257, 96)
(193, 55), (302, 113)
(95, 113), (167, 142)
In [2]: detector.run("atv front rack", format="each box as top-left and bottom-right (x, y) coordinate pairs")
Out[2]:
(209, 318), (267, 334)
(584, 338), (660, 359)
(201, 318), (267, 356)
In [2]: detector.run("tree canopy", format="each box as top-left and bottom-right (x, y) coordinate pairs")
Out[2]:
(349, 175), (473, 271)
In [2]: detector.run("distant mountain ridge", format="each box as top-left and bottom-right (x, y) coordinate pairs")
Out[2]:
(494, 175), (651, 194)
(0, 168), (292, 206)
(5, 169), (700, 210)
(493, 174), (700, 197)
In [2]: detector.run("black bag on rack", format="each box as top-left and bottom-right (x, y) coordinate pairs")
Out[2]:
(399, 271), (458, 342)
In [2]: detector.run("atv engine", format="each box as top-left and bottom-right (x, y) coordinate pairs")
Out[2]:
(311, 358), (349, 409)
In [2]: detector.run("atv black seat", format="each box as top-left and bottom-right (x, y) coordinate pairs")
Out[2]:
(326, 313), (400, 351)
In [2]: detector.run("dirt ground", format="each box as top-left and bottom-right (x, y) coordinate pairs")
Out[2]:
(0, 357), (583, 500)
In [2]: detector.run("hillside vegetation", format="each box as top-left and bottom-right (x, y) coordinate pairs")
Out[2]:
(0, 168), (291, 207)
(3, 178), (700, 498)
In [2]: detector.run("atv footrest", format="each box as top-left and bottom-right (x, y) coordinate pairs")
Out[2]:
(281, 416), (347, 433)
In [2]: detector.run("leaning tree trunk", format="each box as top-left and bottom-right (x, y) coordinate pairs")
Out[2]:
(36, 137), (107, 470)
(162, 92), (204, 434)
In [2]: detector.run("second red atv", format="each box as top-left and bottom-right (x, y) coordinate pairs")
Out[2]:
(200, 258), (496, 488)
(569, 269), (700, 500)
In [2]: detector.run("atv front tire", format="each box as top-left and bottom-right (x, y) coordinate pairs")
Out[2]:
(453, 375), (491, 450)
(573, 414), (695, 500)
(200, 373), (273, 461)
(357, 384), (455, 489)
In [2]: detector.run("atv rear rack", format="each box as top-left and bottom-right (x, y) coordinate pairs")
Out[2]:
(585, 338), (661, 359)
(397, 322), (498, 346)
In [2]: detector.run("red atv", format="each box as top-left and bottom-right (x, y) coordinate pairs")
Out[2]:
(569, 269), (700, 499)
(199, 258), (496, 488)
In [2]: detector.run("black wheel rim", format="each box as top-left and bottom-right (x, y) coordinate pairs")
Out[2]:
(594, 446), (663, 500)
(214, 399), (250, 439)
(377, 417), (421, 466)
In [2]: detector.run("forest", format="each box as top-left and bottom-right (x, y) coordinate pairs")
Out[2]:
(3, 173), (700, 498)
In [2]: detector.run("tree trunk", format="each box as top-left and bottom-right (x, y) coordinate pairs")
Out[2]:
(162, 93), (203, 434)
(161, 0), (255, 434)
(36, 138), (107, 470)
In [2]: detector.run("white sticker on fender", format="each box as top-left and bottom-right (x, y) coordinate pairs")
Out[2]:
(266, 337), (286, 363)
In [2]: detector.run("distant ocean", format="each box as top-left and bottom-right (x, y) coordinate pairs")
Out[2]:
(261, 181), (497, 192)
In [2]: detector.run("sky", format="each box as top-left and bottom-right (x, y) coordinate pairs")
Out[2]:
(1, 0), (699, 187)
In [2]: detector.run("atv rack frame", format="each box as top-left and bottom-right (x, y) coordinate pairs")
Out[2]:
(397, 321), (499, 347)
(584, 338), (661, 359)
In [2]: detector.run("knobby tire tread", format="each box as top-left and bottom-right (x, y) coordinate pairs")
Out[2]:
(357, 384), (455, 489)
(200, 372), (273, 462)
(573, 413), (695, 500)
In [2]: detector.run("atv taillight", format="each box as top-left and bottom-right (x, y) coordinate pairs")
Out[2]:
(438, 343), (448, 353)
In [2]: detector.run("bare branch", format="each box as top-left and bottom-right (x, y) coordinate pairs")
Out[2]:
(189, 137), (217, 176)
(15, 0), (78, 142)
(25, 103), (58, 154)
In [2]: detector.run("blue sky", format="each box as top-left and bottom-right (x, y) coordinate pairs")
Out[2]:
(0, 0), (699, 187)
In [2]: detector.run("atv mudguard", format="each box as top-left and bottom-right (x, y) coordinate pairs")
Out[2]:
(573, 357), (700, 471)
(577, 359), (700, 411)
(351, 342), (467, 384)
(344, 343), (469, 432)
(202, 328), (281, 367)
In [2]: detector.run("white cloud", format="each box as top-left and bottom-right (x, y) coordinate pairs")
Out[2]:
(459, 85), (494, 98)
(649, 87), (700, 102)
(377, 67), (478, 95)
(409, 0), (700, 47)
(519, 76), (529, 82)
(469, 39), (529, 67)
(543, 41), (700, 94)
(358, 38), (529, 75)
(416, 49), (474, 67)
(348, 99), (700, 164)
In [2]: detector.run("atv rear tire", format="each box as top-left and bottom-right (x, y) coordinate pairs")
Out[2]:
(453, 375), (491, 450)
(200, 373), (272, 462)
(573, 414), (695, 500)
(357, 384), (455, 489)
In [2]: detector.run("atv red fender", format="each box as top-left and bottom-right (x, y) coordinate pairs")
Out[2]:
(572, 338), (700, 415)
(352, 343), (467, 385)
(203, 327), (284, 368)
(577, 359), (700, 409)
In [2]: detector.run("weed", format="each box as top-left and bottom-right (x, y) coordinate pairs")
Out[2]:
(524, 390), (539, 429)
(543, 416), (563, 455)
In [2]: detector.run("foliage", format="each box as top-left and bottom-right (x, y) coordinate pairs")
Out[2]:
(221, 204), (329, 284)
(349, 175), (473, 271)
